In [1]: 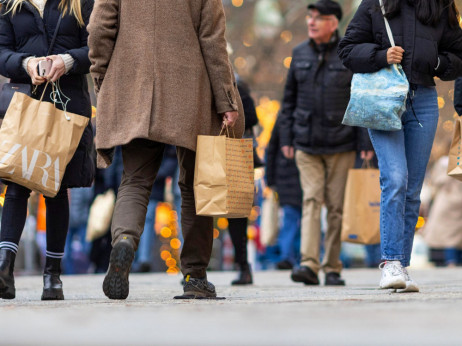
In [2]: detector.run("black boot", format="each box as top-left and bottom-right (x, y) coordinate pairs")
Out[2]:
(231, 263), (253, 285)
(0, 248), (16, 299)
(41, 257), (64, 300)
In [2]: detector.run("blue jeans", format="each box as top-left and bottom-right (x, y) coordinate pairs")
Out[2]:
(136, 200), (158, 264)
(278, 205), (301, 265)
(368, 85), (438, 267)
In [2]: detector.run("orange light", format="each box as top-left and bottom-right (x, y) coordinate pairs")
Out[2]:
(160, 250), (171, 261)
(166, 258), (177, 267)
(213, 228), (220, 239)
(217, 218), (229, 229)
(170, 238), (181, 250)
(160, 227), (172, 238)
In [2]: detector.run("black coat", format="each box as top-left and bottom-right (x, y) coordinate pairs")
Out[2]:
(279, 34), (372, 154)
(338, 0), (462, 86)
(455, 78), (462, 117)
(0, 0), (95, 188)
(265, 116), (302, 208)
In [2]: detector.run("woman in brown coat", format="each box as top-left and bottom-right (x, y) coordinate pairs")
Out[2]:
(88, 0), (244, 299)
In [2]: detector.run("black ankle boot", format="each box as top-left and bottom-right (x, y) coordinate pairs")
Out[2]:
(0, 248), (16, 299)
(231, 263), (253, 285)
(41, 257), (64, 300)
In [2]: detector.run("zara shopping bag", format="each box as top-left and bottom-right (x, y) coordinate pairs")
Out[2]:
(447, 117), (462, 180)
(0, 83), (89, 197)
(342, 0), (409, 131)
(341, 166), (381, 245)
(194, 129), (254, 218)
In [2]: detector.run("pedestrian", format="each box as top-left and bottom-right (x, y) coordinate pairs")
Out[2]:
(88, 0), (244, 299)
(227, 77), (259, 286)
(0, 0), (95, 300)
(279, 0), (374, 286)
(338, 0), (462, 292)
(265, 115), (302, 271)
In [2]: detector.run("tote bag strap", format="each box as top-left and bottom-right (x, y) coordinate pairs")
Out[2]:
(47, 14), (63, 56)
(379, 0), (395, 47)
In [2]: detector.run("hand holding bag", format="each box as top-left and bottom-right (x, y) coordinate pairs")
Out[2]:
(0, 82), (89, 197)
(342, 0), (409, 131)
(0, 15), (62, 119)
(194, 126), (254, 218)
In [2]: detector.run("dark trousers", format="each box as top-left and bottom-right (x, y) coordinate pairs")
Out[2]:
(111, 139), (213, 278)
(0, 182), (69, 254)
(228, 218), (248, 266)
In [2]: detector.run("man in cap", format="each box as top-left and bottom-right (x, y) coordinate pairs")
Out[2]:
(279, 0), (373, 286)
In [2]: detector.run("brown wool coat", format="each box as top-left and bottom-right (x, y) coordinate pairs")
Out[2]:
(87, 0), (244, 168)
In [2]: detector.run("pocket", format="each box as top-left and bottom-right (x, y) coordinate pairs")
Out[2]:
(293, 108), (311, 141)
(326, 63), (351, 88)
(293, 61), (312, 83)
(413, 37), (438, 74)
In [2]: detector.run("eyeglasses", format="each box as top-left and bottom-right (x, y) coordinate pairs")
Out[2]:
(306, 13), (335, 23)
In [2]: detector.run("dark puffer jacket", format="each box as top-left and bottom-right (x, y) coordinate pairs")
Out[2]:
(0, 0), (95, 188)
(455, 78), (462, 116)
(265, 116), (302, 208)
(338, 0), (462, 86)
(279, 33), (372, 154)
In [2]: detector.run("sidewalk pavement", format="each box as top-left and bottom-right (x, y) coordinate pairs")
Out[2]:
(1, 267), (461, 346)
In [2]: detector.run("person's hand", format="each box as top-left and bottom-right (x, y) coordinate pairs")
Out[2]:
(46, 55), (66, 82)
(361, 150), (375, 161)
(387, 46), (404, 64)
(222, 111), (239, 127)
(26, 57), (47, 86)
(281, 145), (294, 159)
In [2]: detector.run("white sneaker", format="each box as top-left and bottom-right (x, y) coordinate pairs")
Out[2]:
(379, 261), (406, 289)
(397, 267), (420, 293)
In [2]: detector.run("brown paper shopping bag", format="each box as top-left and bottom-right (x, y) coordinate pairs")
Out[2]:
(194, 133), (254, 218)
(447, 117), (462, 180)
(0, 84), (88, 197)
(341, 167), (381, 245)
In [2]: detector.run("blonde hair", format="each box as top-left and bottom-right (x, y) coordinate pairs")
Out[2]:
(5, 0), (84, 26)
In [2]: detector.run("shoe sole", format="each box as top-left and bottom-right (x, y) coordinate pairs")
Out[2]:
(0, 278), (15, 299)
(183, 290), (217, 298)
(380, 278), (406, 289)
(103, 241), (134, 300)
(291, 273), (319, 285)
(397, 282), (420, 293)
(41, 288), (64, 300)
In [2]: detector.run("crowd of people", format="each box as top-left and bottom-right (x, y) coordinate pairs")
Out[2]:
(0, 0), (462, 302)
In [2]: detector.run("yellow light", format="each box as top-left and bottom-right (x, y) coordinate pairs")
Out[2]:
(160, 250), (171, 261)
(160, 227), (172, 238)
(217, 218), (229, 229)
(234, 57), (247, 69)
(166, 267), (180, 275)
(443, 120), (454, 133)
(213, 228), (220, 239)
(232, 0), (244, 7)
(283, 57), (292, 69)
(166, 258), (177, 267)
(91, 106), (97, 118)
(0, 196), (4, 207)
(454, 112), (460, 119)
(170, 238), (182, 250)
(247, 225), (257, 240)
(415, 216), (425, 229)
(280, 30), (293, 43)
(437, 97), (445, 109)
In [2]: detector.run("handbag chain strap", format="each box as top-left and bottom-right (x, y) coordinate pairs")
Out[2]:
(379, 0), (395, 47)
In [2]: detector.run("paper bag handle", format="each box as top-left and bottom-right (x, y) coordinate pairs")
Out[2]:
(220, 124), (236, 138)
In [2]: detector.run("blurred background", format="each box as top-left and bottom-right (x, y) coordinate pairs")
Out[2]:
(1, 0), (462, 277)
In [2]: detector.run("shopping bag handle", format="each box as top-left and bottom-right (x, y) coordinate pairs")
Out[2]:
(219, 124), (236, 138)
(38, 81), (71, 121)
(361, 159), (372, 169)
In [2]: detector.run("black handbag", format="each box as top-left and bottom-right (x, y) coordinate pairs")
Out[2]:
(0, 15), (63, 119)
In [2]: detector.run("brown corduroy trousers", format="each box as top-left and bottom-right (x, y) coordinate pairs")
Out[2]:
(110, 139), (213, 278)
